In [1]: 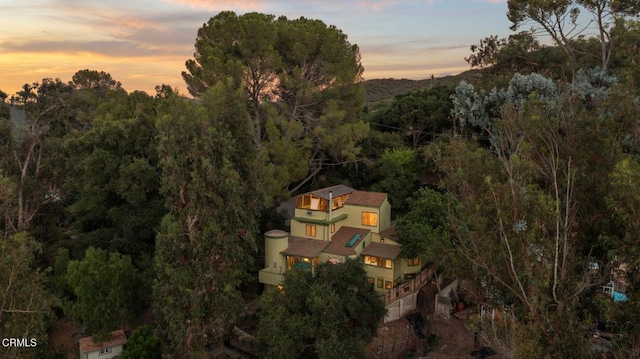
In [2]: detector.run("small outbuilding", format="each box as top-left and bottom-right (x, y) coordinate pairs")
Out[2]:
(78, 329), (127, 359)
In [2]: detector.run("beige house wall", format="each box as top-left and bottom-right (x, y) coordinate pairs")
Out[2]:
(379, 199), (391, 231)
(396, 258), (423, 279)
(83, 345), (124, 359)
(342, 204), (380, 232)
(363, 264), (395, 294)
(290, 219), (329, 240)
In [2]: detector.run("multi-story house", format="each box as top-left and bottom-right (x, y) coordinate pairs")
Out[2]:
(259, 184), (424, 295)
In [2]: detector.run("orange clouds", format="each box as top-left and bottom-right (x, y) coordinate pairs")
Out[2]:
(161, 0), (265, 11)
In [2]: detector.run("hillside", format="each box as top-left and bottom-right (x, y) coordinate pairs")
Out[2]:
(363, 69), (483, 105)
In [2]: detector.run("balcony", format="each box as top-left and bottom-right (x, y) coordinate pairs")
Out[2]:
(259, 268), (284, 287)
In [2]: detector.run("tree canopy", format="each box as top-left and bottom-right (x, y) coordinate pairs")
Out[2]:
(183, 11), (368, 198)
(152, 85), (264, 357)
(65, 247), (138, 341)
(257, 259), (386, 359)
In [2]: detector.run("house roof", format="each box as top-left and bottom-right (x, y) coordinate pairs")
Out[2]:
(308, 184), (355, 200)
(380, 226), (399, 242)
(78, 330), (127, 354)
(344, 190), (387, 207)
(280, 236), (329, 258)
(360, 242), (402, 259)
(324, 226), (370, 256)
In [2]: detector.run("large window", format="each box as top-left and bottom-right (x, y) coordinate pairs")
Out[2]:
(296, 194), (311, 209)
(361, 212), (378, 226)
(407, 257), (419, 266)
(305, 224), (316, 237)
(296, 194), (327, 211)
(364, 255), (392, 269)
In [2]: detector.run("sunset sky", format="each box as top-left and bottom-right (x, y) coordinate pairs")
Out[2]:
(0, 0), (512, 96)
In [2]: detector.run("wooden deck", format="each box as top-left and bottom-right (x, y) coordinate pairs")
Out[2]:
(383, 264), (437, 306)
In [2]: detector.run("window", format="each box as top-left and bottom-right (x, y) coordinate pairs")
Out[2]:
(305, 224), (316, 237)
(385, 281), (393, 290)
(407, 257), (419, 266)
(361, 212), (378, 226)
(377, 278), (384, 288)
(364, 256), (392, 269)
(99, 347), (112, 356)
(331, 223), (336, 233)
(296, 194), (311, 209)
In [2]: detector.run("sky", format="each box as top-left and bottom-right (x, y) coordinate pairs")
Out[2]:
(0, 0), (513, 96)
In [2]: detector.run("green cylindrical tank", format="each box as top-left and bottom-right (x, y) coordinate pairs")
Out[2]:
(264, 229), (288, 273)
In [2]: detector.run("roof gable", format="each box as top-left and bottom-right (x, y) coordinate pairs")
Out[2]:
(79, 330), (127, 354)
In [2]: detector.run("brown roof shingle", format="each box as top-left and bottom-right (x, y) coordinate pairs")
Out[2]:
(324, 226), (370, 256)
(280, 236), (329, 258)
(380, 226), (398, 242)
(360, 242), (402, 259)
(79, 330), (127, 354)
(344, 190), (387, 207)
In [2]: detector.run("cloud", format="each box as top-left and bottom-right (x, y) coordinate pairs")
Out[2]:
(0, 39), (187, 58)
(161, 0), (265, 11)
(357, 0), (436, 11)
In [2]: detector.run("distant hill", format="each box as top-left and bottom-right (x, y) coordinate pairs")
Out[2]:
(363, 69), (483, 106)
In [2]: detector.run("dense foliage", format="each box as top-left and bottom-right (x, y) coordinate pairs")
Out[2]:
(257, 259), (386, 359)
(1, 6), (640, 358)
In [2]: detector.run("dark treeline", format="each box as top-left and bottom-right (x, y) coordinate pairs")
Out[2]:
(2, 2), (640, 358)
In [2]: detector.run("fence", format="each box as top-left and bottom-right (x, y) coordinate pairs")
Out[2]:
(384, 264), (437, 306)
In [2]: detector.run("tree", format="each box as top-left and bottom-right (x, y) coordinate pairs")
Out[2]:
(183, 11), (368, 198)
(122, 326), (162, 359)
(507, 0), (585, 77)
(378, 86), (453, 149)
(153, 86), (263, 357)
(0, 232), (58, 359)
(4, 79), (74, 232)
(396, 188), (447, 260)
(72, 69), (122, 91)
(507, 0), (640, 73)
(370, 148), (421, 214)
(65, 247), (138, 340)
(433, 72), (628, 356)
(257, 259), (386, 359)
(63, 90), (164, 258)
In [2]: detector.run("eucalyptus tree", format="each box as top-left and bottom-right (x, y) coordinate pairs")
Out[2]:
(432, 71), (636, 356)
(507, 0), (640, 73)
(153, 85), (264, 357)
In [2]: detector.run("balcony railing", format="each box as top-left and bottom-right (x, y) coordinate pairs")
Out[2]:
(383, 264), (437, 306)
